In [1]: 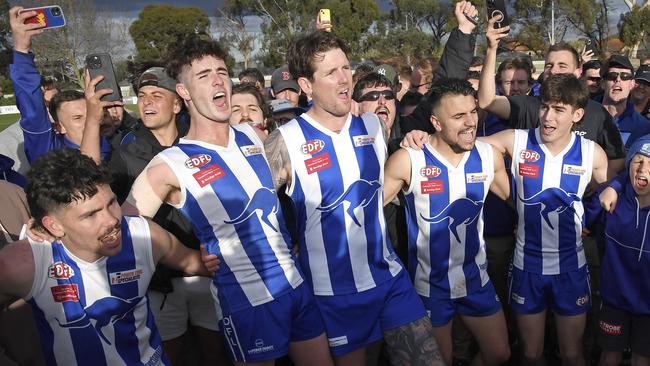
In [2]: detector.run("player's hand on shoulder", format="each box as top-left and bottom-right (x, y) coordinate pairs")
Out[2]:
(599, 187), (618, 213)
(24, 218), (54, 243)
(200, 244), (220, 275)
(400, 130), (429, 150)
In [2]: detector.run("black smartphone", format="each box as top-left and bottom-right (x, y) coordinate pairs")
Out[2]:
(85, 53), (121, 102)
(584, 38), (597, 54)
(486, 0), (509, 28)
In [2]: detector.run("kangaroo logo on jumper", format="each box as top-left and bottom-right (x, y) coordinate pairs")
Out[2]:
(56, 296), (141, 345)
(316, 179), (382, 226)
(224, 187), (279, 231)
(419, 198), (483, 242)
(518, 188), (580, 229)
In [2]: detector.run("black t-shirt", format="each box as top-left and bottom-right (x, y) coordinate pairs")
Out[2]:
(507, 95), (625, 159)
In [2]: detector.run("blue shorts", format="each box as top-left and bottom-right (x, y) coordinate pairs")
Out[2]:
(219, 282), (325, 363)
(314, 270), (426, 356)
(507, 265), (591, 316)
(421, 281), (502, 327)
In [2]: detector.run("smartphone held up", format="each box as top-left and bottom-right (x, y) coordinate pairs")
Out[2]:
(19, 5), (65, 29)
(486, 0), (509, 28)
(86, 53), (122, 102)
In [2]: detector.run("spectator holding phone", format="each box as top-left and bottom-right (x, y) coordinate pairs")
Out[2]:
(9, 6), (113, 163)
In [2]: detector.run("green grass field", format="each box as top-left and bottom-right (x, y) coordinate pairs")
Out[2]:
(0, 114), (19, 132)
(0, 104), (140, 133)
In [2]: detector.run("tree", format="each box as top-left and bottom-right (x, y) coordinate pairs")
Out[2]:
(221, 0), (379, 67)
(216, 0), (256, 69)
(24, 0), (132, 88)
(0, 0), (11, 79)
(619, 4), (650, 57)
(129, 5), (211, 63)
(558, 0), (611, 54)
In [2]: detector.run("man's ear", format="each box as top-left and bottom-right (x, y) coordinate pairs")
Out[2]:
(176, 83), (191, 102)
(572, 107), (585, 124)
(297, 77), (313, 98)
(173, 97), (183, 114)
(41, 215), (64, 238)
(430, 114), (442, 132)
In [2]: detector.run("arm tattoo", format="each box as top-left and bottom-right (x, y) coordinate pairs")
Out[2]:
(264, 129), (292, 191)
(383, 316), (446, 366)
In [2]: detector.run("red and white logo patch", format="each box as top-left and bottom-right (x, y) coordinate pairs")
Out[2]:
(519, 149), (541, 163)
(301, 139), (325, 155)
(282, 71), (290, 80)
(519, 163), (539, 178)
(185, 154), (212, 169)
(420, 166), (442, 178)
(48, 262), (75, 280)
(305, 152), (332, 174)
(193, 164), (226, 187)
(421, 180), (444, 194)
(51, 284), (79, 303)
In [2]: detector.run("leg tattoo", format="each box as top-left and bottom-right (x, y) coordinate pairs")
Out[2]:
(383, 316), (446, 366)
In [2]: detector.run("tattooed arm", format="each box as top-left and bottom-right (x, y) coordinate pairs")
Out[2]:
(383, 316), (446, 366)
(264, 129), (292, 191)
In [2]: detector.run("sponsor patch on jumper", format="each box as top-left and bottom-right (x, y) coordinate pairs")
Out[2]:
(563, 164), (586, 176)
(328, 335), (349, 347)
(305, 152), (332, 174)
(421, 180), (444, 194)
(519, 163), (539, 178)
(48, 262), (75, 279)
(301, 139), (325, 155)
(110, 269), (144, 285)
(240, 145), (263, 157)
(51, 284), (79, 302)
(353, 135), (375, 147)
(466, 173), (488, 183)
(519, 149), (541, 162)
(420, 165), (442, 178)
(185, 154), (212, 169)
(193, 164), (226, 187)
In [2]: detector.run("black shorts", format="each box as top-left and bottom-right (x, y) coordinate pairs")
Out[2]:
(597, 302), (650, 357)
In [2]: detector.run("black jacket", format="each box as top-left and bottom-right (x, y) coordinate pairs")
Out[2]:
(108, 118), (198, 293)
(401, 28), (477, 134)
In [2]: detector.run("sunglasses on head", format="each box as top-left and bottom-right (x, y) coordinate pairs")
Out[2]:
(357, 90), (395, 102)
(605, 71), (634, 81)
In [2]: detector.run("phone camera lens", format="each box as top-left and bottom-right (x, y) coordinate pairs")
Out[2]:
(88, 56), (102, 69)
(51, 7), (61, 16)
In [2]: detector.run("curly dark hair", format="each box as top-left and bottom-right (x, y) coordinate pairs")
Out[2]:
(287, 30), (350, 81)
(26, 149), (112, 231)
(426, 78), (476, 115)
(166, 35), (229, 81)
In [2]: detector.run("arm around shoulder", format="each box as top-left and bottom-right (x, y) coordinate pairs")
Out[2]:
(264, 129), (292, 191)
(384, 148), (411, 205)
(148, 218), (210, 277)
(489, 145), (510, 201)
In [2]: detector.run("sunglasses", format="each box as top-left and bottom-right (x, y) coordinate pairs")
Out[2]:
(604, 71), (634, 81)
(587, 76), (601, 83)
(357, 90), (396, 102)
